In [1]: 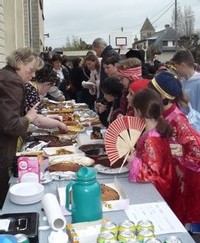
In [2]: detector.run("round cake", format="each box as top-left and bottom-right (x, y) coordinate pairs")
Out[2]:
(46, 162), (82, 172)
(45, 156), (95, 172)
(101, 184), (120, 201)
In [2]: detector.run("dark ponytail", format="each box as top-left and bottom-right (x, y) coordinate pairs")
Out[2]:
(156, 117), (173, 138)
(133, 88), (173, 138)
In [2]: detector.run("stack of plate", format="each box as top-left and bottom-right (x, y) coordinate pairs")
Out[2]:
(9, 182), (44, 205)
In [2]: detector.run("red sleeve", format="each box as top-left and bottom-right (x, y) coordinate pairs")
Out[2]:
(136, 136), (177, 203)
(172, 114), (200, 169)
(136, 137), (164, 183)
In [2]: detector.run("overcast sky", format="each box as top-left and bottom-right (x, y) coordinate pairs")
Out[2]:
(43, 0), (200, 48)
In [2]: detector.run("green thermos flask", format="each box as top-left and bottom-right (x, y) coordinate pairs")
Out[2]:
(66, 166), (102, 223)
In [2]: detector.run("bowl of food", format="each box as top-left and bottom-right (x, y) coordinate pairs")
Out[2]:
(85, 148), (105, 157)
(85, 147), (108, 164)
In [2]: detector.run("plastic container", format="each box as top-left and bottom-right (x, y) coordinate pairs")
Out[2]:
(66, 166), (102, 223)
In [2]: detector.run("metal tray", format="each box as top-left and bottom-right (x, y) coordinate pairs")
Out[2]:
(0, 212), (39, 243)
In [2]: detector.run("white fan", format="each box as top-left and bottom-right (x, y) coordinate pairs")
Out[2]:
(105, 116), (145, 167)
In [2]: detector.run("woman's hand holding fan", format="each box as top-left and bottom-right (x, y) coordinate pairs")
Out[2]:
(105, 116), (145, 172)
(127, 149), (136, 163)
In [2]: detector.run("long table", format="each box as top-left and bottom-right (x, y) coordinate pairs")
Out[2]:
(2, 173), (195, 243)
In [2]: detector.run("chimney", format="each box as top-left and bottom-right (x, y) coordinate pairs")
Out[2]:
(134, 35), (138, 43)
(165, 24), (170, 29)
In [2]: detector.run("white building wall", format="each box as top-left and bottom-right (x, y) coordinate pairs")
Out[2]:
(38, 1), (44, 51)
(4, 0), (24, 54)
(159, 52), (174, 63)
(0, 0), (25, 67)
(0, 0), (44, 67)
(0, 0), (5, 67)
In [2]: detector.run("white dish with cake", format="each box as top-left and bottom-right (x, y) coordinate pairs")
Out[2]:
(43, 145), (83, 156)
(94, 164), (129, 174)
(86, 127), (106, 140)
(46, 154), (95, 172)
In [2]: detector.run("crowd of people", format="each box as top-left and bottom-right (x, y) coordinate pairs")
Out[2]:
(1, 38), (200, 232)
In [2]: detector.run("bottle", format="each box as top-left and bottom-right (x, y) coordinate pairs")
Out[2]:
(66, 166), (102, 223)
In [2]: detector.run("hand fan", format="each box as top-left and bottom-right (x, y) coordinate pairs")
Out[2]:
(105, 116), (145, 166)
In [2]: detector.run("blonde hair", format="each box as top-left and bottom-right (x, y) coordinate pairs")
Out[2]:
(6, 47), (44, 71)
(118, 57), (141, 70)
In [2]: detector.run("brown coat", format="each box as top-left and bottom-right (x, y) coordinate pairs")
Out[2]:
(0, 66), (29, 206)
(0, 67), (28, 208)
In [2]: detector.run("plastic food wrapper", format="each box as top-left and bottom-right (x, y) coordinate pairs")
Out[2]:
(22, 141), (50, 152)
(40, 171), (76, 184)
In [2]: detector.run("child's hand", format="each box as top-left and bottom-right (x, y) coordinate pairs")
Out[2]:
(117, 113), (123, 119)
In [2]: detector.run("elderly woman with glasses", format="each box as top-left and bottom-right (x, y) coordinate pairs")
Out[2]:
(0, 47), (42, 207)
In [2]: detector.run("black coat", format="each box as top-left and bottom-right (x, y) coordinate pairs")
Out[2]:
(99, 45), (119, 100)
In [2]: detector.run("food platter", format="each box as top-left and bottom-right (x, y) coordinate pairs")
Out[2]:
(94, 164), (129, 175)
(86, 129), (105, 141)
(67, 125), (85, 133)
(45, 154), (95, 172)
(51, 130), (78, 140)
(43, 145), (83, 156)
(48, 107), (74, 114)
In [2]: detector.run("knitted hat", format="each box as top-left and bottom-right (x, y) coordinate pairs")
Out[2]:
(151, 71), (182, 100)
(129, 79), (150, 93)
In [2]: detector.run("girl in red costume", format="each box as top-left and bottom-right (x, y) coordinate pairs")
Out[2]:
(128, 88), (183, 222)
(126, 78), (149, 116)
(149, 71), (200, 226)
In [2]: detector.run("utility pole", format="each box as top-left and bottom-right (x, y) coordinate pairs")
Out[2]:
(174, 0), (178, 50)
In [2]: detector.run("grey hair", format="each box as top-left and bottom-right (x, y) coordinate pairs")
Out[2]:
(92, 38), (107, 48)
(6, 46), (44, 71)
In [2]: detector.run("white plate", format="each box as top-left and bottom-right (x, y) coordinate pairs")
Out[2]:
(48, 100), (66, 105)
(9, 182), (44, 205)
(94, 164), (129, 175)
(49, 154), (95, 166)
(43, 145), (83, 156)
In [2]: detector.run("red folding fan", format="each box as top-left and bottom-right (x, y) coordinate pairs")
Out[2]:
(105, 116), (145, 166)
